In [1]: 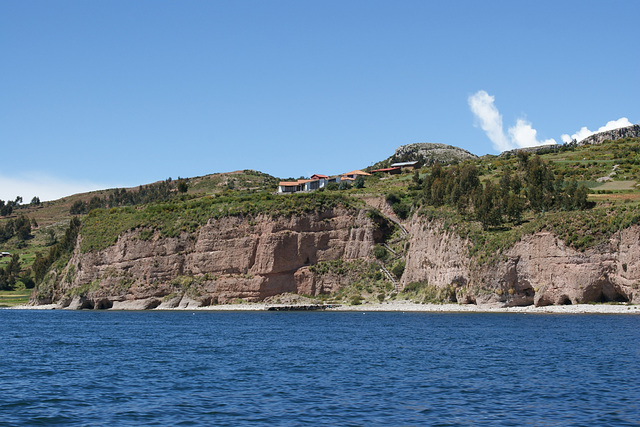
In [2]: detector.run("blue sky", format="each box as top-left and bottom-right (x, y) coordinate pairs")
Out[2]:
(1, 0), (638, 201)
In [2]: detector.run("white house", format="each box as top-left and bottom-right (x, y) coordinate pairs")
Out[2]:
(277, 174), (334, 194)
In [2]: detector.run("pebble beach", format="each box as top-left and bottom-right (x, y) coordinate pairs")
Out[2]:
(10, 300), (640, 314)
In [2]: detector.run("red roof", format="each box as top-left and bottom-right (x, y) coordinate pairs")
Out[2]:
(311, 174), (328, 179)
(341, 170), (371, 176)
(370, 167), (401, 173)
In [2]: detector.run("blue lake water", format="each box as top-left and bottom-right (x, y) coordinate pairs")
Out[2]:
(1, 310), (639, 426)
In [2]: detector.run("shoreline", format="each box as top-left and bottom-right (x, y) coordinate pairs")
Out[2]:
(6, 300), (640, 314)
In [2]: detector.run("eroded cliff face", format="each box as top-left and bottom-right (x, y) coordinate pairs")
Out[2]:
(40, 208), (378, 308)
(401, 217), (640, 306)
(37, 204), (640, 309)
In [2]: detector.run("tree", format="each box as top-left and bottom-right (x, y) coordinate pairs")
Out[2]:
(31, 196), (41, 206)
(353, 175), (365, 189)
(505, 193), (524, 224)
(177, 179), (189, 193)
(1, 254), (22, 289)
(0, 200), (12, 217)
(87, 196), (104, 212)
(15, 215), (32, 241)
(430, 178), (445, 207)
(475, 181), (503, 229)
(0, 267), (10, 290)
(525, 156), (554, 213)
(411, 170), (422, 187)
(46, 228), (57, 246)
(20, 269), (35, 289)
(574, 184), (589, 210)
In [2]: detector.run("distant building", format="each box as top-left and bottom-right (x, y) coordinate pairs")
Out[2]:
(390, 161), (419, 171)
(278, 181), (301, 193)
(277, 170), (371, 194)
(0, 252), (11, 258)
(278, 174), (334, 193)
(340, 170), (371, 180)
(370, 167), (401, 175)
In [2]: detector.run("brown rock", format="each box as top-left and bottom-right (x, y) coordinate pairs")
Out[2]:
(49, 208), (378, 308)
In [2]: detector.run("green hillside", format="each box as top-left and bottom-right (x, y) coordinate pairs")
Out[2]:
(2, 136), (640, 300)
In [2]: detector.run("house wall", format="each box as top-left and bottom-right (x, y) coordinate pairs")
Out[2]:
(278, 185), (297, 193)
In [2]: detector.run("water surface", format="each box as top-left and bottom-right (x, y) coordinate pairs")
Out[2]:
(1, 310), (638, 425)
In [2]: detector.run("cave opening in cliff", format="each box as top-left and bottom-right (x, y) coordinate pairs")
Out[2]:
(80, 300), (94, 309)
(596, 287), (629, 303)
(96, 300), (113, 310)
(559, 296), (572, 305)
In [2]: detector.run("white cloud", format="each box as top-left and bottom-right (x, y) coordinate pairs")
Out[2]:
(468, 90), (511, 152)
(0, 173), (109, 202)
(469, 90), (557, 152)
(508, 119), (557, 148)
(561, 117), (634, 143)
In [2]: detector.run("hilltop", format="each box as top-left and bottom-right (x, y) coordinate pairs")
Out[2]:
(369, 142), (477, 170)
(578, 124), (640, 146)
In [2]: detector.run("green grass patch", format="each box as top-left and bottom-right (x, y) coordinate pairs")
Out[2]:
(0, 290), (31, 307)
(593, 181), (637, 191)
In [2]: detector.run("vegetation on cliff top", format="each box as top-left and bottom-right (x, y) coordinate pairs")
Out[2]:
(80, 191), (359, 252)
(411, 137), (640, 257)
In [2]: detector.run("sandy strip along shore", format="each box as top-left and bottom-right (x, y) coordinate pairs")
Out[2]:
(8, 301), (640, 314)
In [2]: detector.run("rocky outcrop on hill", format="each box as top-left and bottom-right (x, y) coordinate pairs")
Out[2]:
(401, 217), (640, 306)
(36, 208), (381, 309)
(578, 125), (640, 145)
(374, 143), (477, 169)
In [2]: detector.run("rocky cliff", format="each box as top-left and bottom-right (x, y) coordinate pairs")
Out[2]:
(36, 208), (380, 309)
(34, 202), (640, 309)
(578, 124), (640, 145)
(401, 217), (640, 306)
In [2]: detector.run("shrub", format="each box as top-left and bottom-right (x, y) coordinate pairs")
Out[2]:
(391, 261), (405, 279)
(373, 246), (388, 260)
(349, 295), (363, 305)
(392, 202), (410, 220)
(339, 181), (352, 190)
(403, 281), (426, 293)
(326, 182), (339, 191)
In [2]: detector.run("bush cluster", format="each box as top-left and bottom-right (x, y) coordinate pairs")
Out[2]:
(32, 217), (81, 284)
(418, 154), (590, 229)
(0, 215), (32, 243)
(70, 179), (178, 214)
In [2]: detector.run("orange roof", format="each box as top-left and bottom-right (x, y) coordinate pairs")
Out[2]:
(371, 167), (400, 172)
(279, 178), (320, 186)
(341, 170), (371, 176)
(311, 174), (329, 179)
